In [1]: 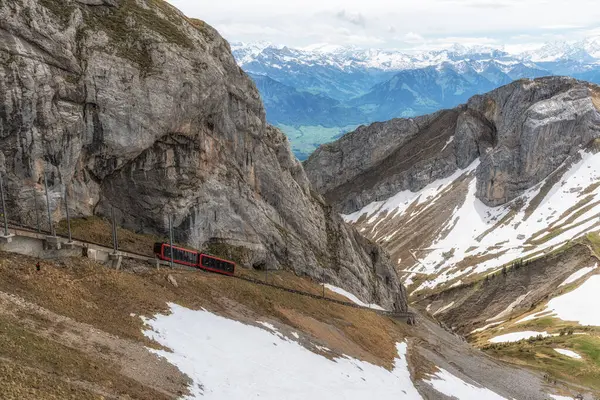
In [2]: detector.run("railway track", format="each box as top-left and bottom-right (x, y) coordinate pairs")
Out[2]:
(2, 220), (416, 324)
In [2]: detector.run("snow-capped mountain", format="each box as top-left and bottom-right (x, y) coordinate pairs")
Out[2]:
(233, 39), (600, 159)
(521, 37), (600, 63)
(233, 42), (523, 73)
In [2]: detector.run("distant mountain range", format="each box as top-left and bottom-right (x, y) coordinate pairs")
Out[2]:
(232, 39), (600, 159)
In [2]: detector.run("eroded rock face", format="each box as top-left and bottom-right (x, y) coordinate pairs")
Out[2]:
(0, 0), (406, 310)
(305, 77), (600, 213)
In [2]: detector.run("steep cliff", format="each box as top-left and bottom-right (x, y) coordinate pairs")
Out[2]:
(0, 0), (406, 310)
(306, 77), (600, 214)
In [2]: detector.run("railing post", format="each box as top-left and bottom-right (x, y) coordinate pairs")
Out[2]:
(34, 188), (41, 233)
(64, 187), (72, 243)
(0, 172), (8, 237)
(168, 214), (174, 268)
(43, 172), (55, 236)
(111, 206), (118, 254)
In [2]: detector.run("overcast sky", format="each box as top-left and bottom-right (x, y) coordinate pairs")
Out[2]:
(167, 0), (600, 52)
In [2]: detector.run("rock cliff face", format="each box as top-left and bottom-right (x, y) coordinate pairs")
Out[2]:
(0, 0), (406, 310)
(305, 77), (600, 214)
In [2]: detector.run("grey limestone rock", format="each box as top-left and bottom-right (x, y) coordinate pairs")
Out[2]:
(0, 0), (406, 310)
(305, 77), (600, 213)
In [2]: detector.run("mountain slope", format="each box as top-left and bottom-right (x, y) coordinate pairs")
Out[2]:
(0, 0), (405, 310)
(348, 64), (499, 121)
(249, 73), (367, 127)
(305, 77), (600, 295)
(0, 249), (584, 399)
(304, 77), (600, 396)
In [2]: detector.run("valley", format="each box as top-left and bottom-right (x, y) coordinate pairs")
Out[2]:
(234, 41), (600, 159)
(306, 75), (600, 398)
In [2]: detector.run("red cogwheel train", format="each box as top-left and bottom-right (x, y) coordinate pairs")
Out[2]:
(153, 242), (235, 276)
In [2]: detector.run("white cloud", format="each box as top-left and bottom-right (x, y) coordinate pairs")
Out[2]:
(167, 0), (600, 50)
(402, 32), (425, 44)
(336, 10), (367, 28)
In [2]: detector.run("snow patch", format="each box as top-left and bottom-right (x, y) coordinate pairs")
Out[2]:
(559, 264), (598, 286)
(441, 136), (454, 151)
(258, 321), (278, 331)
(486, 292), (531, 322)
(515, 310), (553, 324)
(143, 304), (422, 399)
(554, 349), (582, 359)
(424, 368), (507, 399)
(433, 301), (455, 316)
(470, 321), (505, 334)
(489, 331), (551, 343)
(545, 274), (600, 326)
(324, 284), (386, 310)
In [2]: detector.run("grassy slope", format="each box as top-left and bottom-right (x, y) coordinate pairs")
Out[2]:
(0, 247), (411, 399)
(463, 232), (600, 394)
(2, 219), (590, 398)
(277, 124), (358, 160)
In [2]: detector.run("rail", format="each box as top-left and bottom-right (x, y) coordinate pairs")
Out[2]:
(2, 220), (416, 324)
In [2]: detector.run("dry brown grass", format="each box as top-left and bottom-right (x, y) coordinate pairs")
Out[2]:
(453, 249), (509, 273)
(581, 181), (600, 196)
(0, 312), (171, 400)
(0, 361), (100, 400)
(0, 251), (407, 370)
(56, 216), (164, 256)
(592, 86), (600, 112)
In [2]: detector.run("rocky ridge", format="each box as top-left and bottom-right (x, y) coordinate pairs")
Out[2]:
(306, 77), (600, 214)
(0, 0), (406, 310)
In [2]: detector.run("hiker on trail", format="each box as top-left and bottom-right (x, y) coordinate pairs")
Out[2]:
(36, 261), (40, 272)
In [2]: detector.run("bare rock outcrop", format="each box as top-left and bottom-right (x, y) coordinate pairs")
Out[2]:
(305, 77), (600, 213)
(0, 0), (406, 310)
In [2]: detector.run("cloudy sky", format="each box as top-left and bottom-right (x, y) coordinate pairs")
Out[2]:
(167, 0), (600, 52)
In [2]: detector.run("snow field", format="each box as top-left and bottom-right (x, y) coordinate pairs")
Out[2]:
(545, 275), (600, 326)
(424, 368), (507, 400)
(344, 149), (600, 292)
(142, 303), (422, 399)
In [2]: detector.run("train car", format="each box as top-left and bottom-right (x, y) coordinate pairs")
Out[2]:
(198, 253), (235, 276)
(153, 242), (199, 267)
(153, 242), (236, 276)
